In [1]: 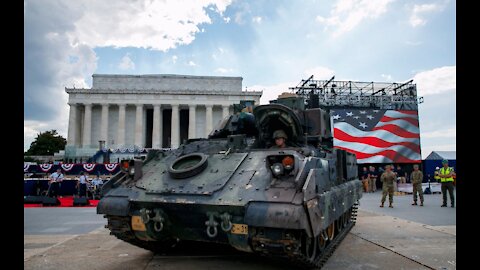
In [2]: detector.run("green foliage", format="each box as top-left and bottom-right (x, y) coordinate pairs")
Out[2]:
(25, 130), (66, 155)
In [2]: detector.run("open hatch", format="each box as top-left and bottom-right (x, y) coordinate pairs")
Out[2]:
(253, 104), (304, 148)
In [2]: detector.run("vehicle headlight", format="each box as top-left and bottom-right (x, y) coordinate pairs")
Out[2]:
(129, 168), (135, 175)
(271, 163), (284, 176)
(282, 156), (294, 170)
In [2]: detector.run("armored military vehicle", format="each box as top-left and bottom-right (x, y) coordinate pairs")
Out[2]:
(98, 95), (363, 268)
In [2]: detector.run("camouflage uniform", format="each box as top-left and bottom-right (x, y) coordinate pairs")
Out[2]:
(380, 170), (396, 207)
(368, 167), (377, 192)
(411, 170), (424, 205)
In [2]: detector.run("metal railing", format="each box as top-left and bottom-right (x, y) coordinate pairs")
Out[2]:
(291, 76), (419, 110)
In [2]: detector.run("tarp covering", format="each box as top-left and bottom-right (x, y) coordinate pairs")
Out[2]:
(425, 151), (456, 160)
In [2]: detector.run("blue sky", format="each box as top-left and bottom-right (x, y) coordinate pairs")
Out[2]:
(24, 0), (456, 158)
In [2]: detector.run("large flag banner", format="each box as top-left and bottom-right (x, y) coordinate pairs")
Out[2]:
(330, 109), (421, 164)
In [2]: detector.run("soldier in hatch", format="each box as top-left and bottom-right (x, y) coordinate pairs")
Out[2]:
(270, 130), (288, 149)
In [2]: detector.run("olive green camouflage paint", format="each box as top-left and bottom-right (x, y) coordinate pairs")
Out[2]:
(98, 101), (363, 260)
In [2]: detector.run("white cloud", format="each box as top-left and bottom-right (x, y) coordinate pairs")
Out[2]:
(212, 47), (226, 60)
(409, 1), (447, 27)
(119, 53), (135, 70)
(422, 127), (455, 139)
(235, 11), (245, 24)
(215, 67), (233, 73)
(66, 0), (232, 51)
(188, 61), (197, 66)
(24, 118), (69, 153)
(413, 66), (455, 96)
(252, 16), (262, 24)
(172, 55), (178, 64)
(304, 66), (335, 79)
(405, 40), (422, 46)
(224, 17), (231, 23)
(249, 82), (298, 105)
(250, 66), (335, 105)
(233, 1), (254, 25)
(381, 74), (392, 81)
(316, 0), (394, 38)
(24, 0), (234, 151)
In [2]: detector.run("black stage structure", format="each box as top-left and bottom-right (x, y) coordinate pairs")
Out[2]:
(289, 75), (424, 184)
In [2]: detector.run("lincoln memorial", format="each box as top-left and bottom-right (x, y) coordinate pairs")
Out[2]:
(64, 74), (262, 160)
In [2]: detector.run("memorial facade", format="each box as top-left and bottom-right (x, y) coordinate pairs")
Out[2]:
(64, 74), (262, 160)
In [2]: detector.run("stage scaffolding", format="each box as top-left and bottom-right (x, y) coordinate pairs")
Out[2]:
(290, 75), (421, 110)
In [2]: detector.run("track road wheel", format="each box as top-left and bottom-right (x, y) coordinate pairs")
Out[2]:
(335, 215), (344, 233)
(327, 222), (335, 241)
(344, 209), (352, 227)
(317, 230), (328, 252)
(301, 233), (317, 261)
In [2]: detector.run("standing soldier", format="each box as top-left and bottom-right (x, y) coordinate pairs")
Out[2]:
(410, 164), (424, 206)
(361, 167), (369, 192)
(380, 164), (396, 208)
(369, 166), (377, 193)
(439, 159), (455, 207)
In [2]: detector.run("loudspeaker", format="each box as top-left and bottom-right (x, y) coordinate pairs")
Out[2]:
(42, 197), (60, 206)
(73, 197), (89, 206)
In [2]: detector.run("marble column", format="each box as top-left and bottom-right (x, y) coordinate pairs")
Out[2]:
(188, 104), (196, 139)
(205, 105), (213, 138)
(171, 105), (179, 148)
(67, 103), (77, 146)
(82, 103), (92, 148)
(222, 105), (230, 119)
(117, 104), (126, 147)
(134, 104), (143, 147)
(100, 104), (109, 144)
(152, 105), (162, 149)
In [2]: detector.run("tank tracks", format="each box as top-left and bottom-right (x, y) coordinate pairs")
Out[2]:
(295, 202), (358, 269)
(256, 203), (359, 269)
(104, 202), (359, 269)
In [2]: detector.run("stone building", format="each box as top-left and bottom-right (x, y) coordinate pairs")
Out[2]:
(64, 74), (262, 160)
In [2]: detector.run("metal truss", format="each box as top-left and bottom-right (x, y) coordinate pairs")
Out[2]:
(290, 75), (419, 110)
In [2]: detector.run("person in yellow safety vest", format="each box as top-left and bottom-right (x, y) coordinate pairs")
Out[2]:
(439, 159), (455, 208)
(434, 167), (441, 182)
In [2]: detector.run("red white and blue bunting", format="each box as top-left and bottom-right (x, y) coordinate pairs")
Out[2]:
(39, 164), (53, 172)
(83, 163), (96, 172)
(110, 147), (143, 153)
(61, 163), (75, 171)
(105, 163), (118, 172)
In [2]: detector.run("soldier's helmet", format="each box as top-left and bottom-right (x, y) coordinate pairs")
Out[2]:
(273, 130), (288, 140)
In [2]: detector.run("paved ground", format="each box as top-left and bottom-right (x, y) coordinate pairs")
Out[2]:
(24, 207), (106, 235)
(358, 191), (456, 226)
(24, 199), (456, 270)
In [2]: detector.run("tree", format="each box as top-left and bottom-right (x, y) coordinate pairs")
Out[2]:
(25, 130), (66, 156)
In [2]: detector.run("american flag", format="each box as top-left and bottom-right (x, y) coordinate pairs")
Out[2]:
(330, 109), (421, 164)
